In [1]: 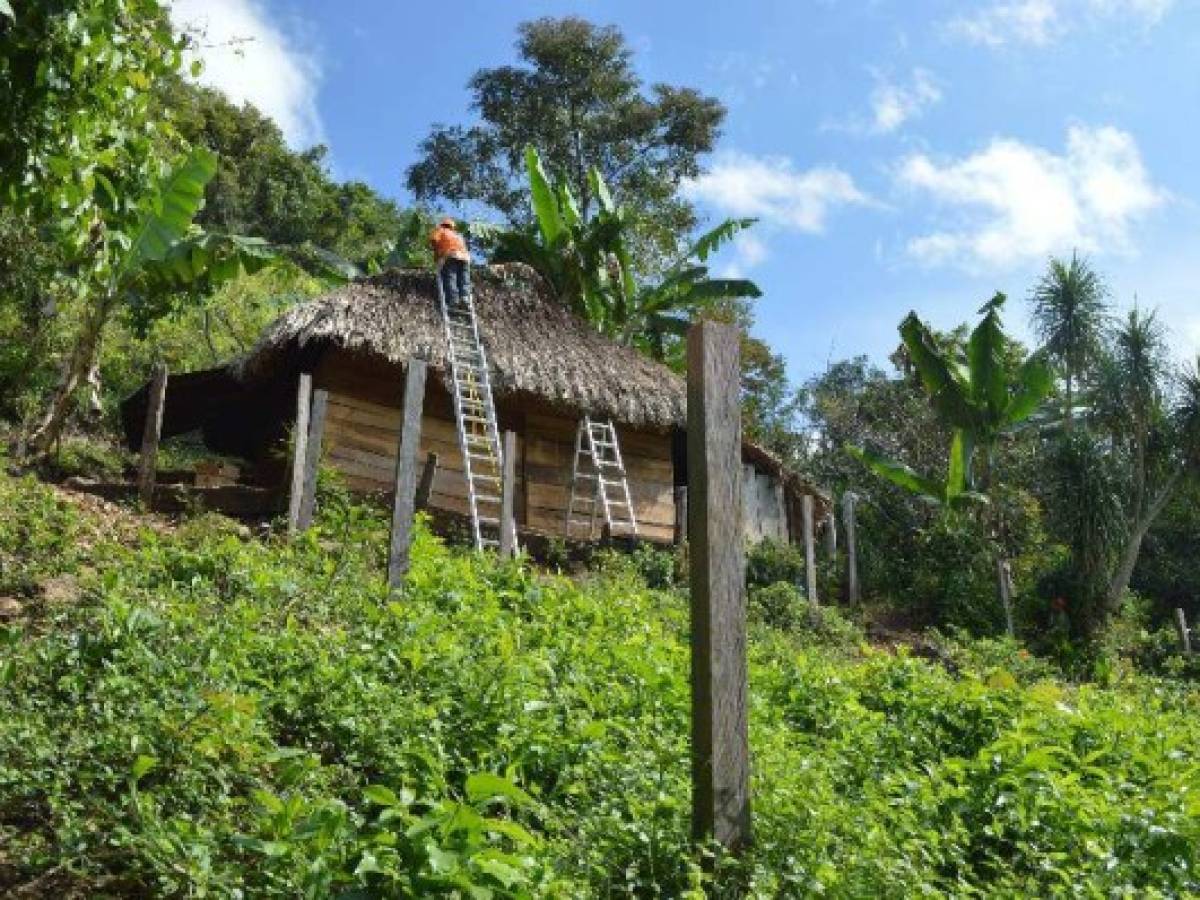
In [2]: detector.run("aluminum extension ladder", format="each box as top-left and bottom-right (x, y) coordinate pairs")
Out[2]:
(436, 262), (513, 551)
(564, 417), (638, 540)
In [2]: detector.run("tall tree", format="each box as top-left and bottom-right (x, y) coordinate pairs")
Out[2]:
(1029, 252), (1110, 424)
(1091, 310), (1200, 616)
(406, 16), (725, 263)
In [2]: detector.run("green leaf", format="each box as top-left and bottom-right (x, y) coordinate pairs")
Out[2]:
(524, 146), (565, 247)
(687, 217), (757, 263)
(899, 312), (976, 430)
(846, 444), (945, 503)
(588, 166), (615, 214)
(131, 754), (157, 782)
(121, 146), (218, 280)
(364, 784), (400, 807)
(1003, 352), (1054, 427)
(967, 294), (1008, 420)
(465, 773), (535, 808)
(485, 818), (539, 846)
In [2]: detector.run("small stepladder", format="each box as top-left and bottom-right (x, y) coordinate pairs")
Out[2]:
(436, 261), (516, 552)
(564, 417), (638, 540)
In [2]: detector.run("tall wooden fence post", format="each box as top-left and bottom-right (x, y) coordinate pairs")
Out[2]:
(1175, 608), (1192, 654)
(843, 492), (860, 604)
(687, 321), (751, 853)
(296, 388), (328, 532)
(802, 494), (818, 607)
(137, 363), (169, 508)
(387, 360), (427, 587)
(286, 373), (312, 537)
(824, 508), (837, 561)
(499, 430), (517, 559)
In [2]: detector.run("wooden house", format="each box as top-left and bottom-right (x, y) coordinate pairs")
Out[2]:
(121, 264), (826, 544)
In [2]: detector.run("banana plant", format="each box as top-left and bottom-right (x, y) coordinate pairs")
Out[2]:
(25, 146), (277, 455)
(848, 293), (1052, 508)
(492, 146), (761, 353)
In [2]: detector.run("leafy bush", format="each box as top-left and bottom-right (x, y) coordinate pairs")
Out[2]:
(1, 468), (1198, 896)
(746, 537), (805, 591)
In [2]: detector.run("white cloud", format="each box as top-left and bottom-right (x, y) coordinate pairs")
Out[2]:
(684, 152), (870, 233)
(897, 124), (1166, 269)
(170, 0), (324, 148)
(869, 69), (942, 134)
(946, 0), (1175, 46)
(718, 232), (770, 278)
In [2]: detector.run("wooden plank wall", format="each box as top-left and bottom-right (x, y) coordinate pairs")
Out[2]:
(312, 353), (676, 542)
(524, 412), (675, 543)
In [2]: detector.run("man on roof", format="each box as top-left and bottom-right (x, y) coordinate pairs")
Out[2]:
(429, 217), (471, 307)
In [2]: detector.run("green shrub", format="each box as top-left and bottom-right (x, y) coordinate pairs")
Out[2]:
(1, 467), (1198, 897)
(746, 538), (805, 591)
(750, 580), (802, 629)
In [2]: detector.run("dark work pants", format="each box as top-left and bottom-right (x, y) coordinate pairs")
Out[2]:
(440, 258), (470, 303)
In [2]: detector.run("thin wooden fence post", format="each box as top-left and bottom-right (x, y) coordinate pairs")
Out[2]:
(137, 363), (169, 508)
(1175, 608), (1192, 654)
(387, 360), (427, 587)
(997, 558), (1015, 638)
(843, 492), (860, 604)
(674, 486), (688, 546)
(286, 373), (312, 537)
(415, 452), (439, 510)
(824, 508), (837, 561)
(499, 430), (517, 559)
(686, 321), (751, 853)
(296, 388), (328, 532)
(802, 494), (818, 607)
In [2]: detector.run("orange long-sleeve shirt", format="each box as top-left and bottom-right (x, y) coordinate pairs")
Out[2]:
(429, 225), (469, 262)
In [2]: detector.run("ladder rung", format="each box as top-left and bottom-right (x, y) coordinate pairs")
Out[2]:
(475, 495), (501, 505)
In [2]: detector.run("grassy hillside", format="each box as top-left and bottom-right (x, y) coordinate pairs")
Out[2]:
(1, 465), (1198, 898)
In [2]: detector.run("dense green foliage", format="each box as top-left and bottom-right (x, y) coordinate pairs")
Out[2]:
(2, 469), (1199, 897)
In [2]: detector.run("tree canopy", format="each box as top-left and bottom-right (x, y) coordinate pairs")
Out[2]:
(406, 16), (725, 264)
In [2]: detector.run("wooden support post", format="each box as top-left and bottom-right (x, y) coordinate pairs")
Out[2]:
(286, 373), (312, 537)
(499, 430), (517, 559)
(824, 509), (837, 561)
(296, 388), (328, 532)
(137, 363), (169, 508)
(415, 451), (439, 510)
(674, 486), (688, 546)
(686, 321), (751, 853)
(1175, 608), (1192, 654)
(802, 494), (818, 607)
(387, 360), (427, 587)
(843, 492), (860, 604)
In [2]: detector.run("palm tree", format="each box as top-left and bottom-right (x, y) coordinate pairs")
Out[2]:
(1029, 252), (1110, 424)
(1094, 309), (1198, 613)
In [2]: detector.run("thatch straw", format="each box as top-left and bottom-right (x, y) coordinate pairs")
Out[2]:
(238, 263), (687, 431)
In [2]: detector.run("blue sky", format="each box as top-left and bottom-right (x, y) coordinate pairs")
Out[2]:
(172, 0), (1200, 384)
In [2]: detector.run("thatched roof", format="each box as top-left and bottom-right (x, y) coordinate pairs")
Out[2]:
(239, 263), (687, 430)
